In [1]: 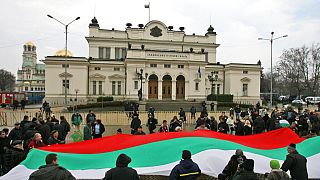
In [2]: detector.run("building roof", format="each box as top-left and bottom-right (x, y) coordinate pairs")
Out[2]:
(36, 64), (45, 70)
(55, 49), (74, 57)
(25, 41), (35, 46)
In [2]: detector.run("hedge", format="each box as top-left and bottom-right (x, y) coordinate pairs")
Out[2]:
(207, 94), (233, 102)
(218, 102), (253, 109)
(97, 96), (114, 102)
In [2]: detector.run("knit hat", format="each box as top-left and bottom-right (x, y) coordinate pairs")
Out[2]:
(117, 128), (122, 133)
(242, 159), (254, 171)
(288, 143), (296, 151)
(270, 160), (280, 169)
(182, 150), (191, 159)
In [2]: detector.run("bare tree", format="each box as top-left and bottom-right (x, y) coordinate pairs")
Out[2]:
(0, 69), (15, 91)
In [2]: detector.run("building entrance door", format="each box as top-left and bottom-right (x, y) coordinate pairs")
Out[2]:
(162, 75), (172, 99)
(176, 75), (185, 99)
(148, 74), (158, 99)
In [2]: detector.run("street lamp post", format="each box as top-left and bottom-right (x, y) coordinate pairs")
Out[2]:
(75, 89), (79, 110)
(208, 72), (219, 99)
(47, 14), (80, 108)
(136, 69), (148, 101)
(258, 32), (288, 108)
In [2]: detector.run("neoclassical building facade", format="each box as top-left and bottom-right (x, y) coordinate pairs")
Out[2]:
(43, 18), (262, 106)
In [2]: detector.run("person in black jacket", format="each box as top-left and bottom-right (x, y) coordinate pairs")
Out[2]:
(169, 150), (201, 180)
(8, 122), (22, 142)
(146, 114), (158, 134)
(29, 153), (75, 180)
(234, 119), (245, 136)
(47, 131), (64, 145)
(0, 131), (10, 175)
(103, 153), (139, 180)
(218, 118), (229, 134)
(92, 119), (105, 139)
(59, 116), (70, 141)
(220, 149), (246, 179)
(131, 115), (141, 134)
(37, 120), (51, 145)
(233, 159), (259, 180)
(253, 116), (265, 134)
(281, 143), (308, 180)
(3, 140), (26, 174)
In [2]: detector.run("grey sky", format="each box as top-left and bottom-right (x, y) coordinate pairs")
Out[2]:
(0, 0), (319, 75)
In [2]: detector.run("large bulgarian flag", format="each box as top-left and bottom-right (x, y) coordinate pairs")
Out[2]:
(1, 128), (320, 180)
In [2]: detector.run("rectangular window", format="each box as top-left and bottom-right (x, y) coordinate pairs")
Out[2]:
(117, 81), (121, 95)
(212, 84), (216, 94)
(99, 47), (104, 59)
(93, 81), (96, 95)
(121, 48), (127, 59)
(98, 81), (102, 95)
(62, 80), (70, 94)
(214, 71), (219, 74)
(150, 64), (157, 68)
(115, 48), (120, 59)
(195, 82), (199, 91)
(217, 84), (220, 95)
(112, 81), (116, 95)
(243, 71), (248, 74)
(178, 65), (184, 69)
(114, 67), (120, 71)
(31, 87), (33, 91)
(105, 48), (111, 59)
(134, 81), (138, 89)
(94, 67), (101, 70)
(164, 64), (171, 68)
(62, 64), (69, 68)
(243, 84), (248, 96)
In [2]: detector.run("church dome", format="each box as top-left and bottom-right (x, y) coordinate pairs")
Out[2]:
(55, 49), (74, 57)
(25, 41), (35, 46)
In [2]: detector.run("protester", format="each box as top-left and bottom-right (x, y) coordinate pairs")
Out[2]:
(220, 149), (246, 179)
(27, 133), (46, 150)
(8, 122), (22, 142)
(147, 114), (158, 134)
(103, 153), (139, 180)
(244, 120), (252, 135)
(281, 143), (308, 180)
(86, 110), (96, 125)
(190, 106), (196, 119)
(29, 153), (76, 180)
(71, 111), (82, 131)
(37, 120), (51, 145)
(266, 160), (289, 180)
(170, 116), (182, 132)
(179, 108), (186, 122)
(208, 116), (218, 131)
(83, 122), (92, 141)
(234, 105), (241, 120)
(218, 118), (229, 134)
(47, 130), (64, 145)
(234, 119), (245, 136)
(195, 122), (209, 130)
(159, 120), (169, 133)
(134, 126), (146, 135)
(253, 116), (265, 134)
(0, 131), (10, 175)
(92, 119), (105, 139)
(59, 116), (71, 142)
(169, 150), (201, 179)
(130, 114), (141, 135)
(116, 128), (122, 134)
(3, 140), (26, 174)
(232, 159), (259, 180)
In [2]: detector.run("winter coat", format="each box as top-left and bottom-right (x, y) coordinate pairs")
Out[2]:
(28, 140), (46, 149)
(60, 120), (71, 141)
(218, 122), (229, 134)
(52, 123), (64, 140)
(233, 170), (259, 180)
(29, 164), (76, 180)
(38, 123), (51, 145)
(92, 123), (105, 136)
(244, 125), (252, 135)
(253, 117), (265, 134)
(130, 118), (141, 130)
(281, 151), (308, 180)
(3, 146), (26, 172)
(169, 159), (201, 180)
(103, 154), (139, 180)
(86, 113), (96, 124)
(0, 137), (10, 154)
(267, 169), (289, 180)
(235, 122), (245, 135)
(159, 125), (169, 133)
(8, 127), (22, 142)
(83, 124), (92, 140)
(266, 118), (276, 131)
(47, 136), (63, 145)
(147, 117), (158, 131)
(222, 155), (246, 178)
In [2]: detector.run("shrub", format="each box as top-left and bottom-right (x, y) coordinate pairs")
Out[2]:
(97, 96), (114, 102)
(207, 94), (233, 102)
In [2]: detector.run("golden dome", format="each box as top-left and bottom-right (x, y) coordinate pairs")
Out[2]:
(25, 41), (35, 46)
(55, 49), (74, 57)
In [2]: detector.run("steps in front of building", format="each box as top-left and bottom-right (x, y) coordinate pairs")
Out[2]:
(146, 100), (203, 111)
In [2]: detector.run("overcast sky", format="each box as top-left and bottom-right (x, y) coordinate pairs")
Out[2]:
(1, 0), (320, 75)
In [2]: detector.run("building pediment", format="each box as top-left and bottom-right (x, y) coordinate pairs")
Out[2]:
(59, 72), (73, 78)
(108, 74), (125, 79)
(241, 77), (251, 82)
(89, 73), (106, 79)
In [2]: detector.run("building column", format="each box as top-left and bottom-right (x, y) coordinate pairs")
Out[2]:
(158, 80), (162, 100)
(185, 81), (189, 101)
(144, 79), (148, 100)
(172, 80), (176, 100)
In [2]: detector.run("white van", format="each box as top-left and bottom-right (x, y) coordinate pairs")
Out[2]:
(305, 96), (320, 104)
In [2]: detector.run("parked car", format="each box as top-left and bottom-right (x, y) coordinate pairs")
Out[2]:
(305, 96), (320, 104)
(291, 99), (307, 105)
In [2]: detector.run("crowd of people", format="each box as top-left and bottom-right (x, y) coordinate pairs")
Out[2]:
(0, 101), (318, 179)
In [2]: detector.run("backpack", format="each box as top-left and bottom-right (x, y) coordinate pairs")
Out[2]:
(274, 171), (289, 180)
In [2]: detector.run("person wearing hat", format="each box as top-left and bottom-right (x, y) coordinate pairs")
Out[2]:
(3, 140), (26, 173)
(220, 149), (246, 179)
(116, 128), (122, 134)
(47, 130), (64, 145)
(103, 153), (139, 180)
(281, 143), (308, 180)
(169, 150), (201, 179)
(232, 159), (259, 180)
(8, 122), (22, 142)
(266, 160), (289, 180)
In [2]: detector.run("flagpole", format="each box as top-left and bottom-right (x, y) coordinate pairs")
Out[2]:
(145, 2), (150, 22)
